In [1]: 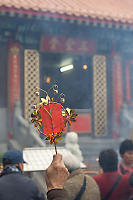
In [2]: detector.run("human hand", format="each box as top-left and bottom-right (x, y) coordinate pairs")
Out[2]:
(45, 153), (69, 191)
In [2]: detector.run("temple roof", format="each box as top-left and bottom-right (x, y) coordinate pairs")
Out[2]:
(0, 0), (133, 24)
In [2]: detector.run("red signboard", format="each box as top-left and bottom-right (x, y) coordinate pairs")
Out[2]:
(40, 35), (96, 54)
(8, 47), (20, 111)
(68, 113), (92, 133)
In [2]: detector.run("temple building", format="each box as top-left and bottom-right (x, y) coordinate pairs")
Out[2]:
(0, 0), (133, 147)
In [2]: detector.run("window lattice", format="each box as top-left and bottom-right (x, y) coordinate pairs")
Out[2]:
(24, 50), (40, 121)
(93, 55), (107, 136)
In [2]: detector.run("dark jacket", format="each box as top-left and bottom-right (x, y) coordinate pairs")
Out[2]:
(47, 189), (68, 200)
(0, 166), (45, 200)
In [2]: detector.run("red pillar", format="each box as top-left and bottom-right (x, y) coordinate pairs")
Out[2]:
(126, 63), (131, 102)
(112, 53), (123, 138)
(125, 60), (133, 105)
(7, 39), (21, 138)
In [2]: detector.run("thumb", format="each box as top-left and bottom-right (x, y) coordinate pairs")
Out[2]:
(52, 154), (62, 163)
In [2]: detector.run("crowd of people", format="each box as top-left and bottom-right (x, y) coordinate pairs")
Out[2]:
(0, 138), (133, 200)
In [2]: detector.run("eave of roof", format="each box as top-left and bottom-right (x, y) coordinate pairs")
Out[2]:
(0, 0), (133, 27)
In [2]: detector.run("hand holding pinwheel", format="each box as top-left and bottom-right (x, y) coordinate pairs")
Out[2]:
(31, 84), (78, 154)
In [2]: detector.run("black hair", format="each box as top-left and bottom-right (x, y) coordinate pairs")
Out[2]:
(99, 149), (118, 172)
(119, 139), (133, 155)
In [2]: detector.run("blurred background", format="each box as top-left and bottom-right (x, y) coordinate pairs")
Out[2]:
(0, 0), (133, 195)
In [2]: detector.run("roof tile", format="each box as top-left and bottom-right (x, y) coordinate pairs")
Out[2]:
(0, 0), (133, 23)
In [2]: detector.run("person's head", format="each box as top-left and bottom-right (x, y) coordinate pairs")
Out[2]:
(63, 152), (80, 173)
(99, 149), (118, 172)
(2, 149), (26, 173)
(119, 139), (133, 166)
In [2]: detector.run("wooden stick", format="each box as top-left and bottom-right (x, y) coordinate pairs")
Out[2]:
(48, 101), (57, 154)
(54, 141), (57, 155)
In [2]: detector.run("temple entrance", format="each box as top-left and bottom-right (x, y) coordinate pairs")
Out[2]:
(40, 52), (93, 110)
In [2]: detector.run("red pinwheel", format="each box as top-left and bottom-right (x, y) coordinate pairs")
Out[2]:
(40, 103), (65, 135)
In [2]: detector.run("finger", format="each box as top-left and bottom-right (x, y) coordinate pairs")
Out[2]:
(52, 154), (62, 162)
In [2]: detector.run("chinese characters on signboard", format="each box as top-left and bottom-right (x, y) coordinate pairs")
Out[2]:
(40, 35), (96, 54)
